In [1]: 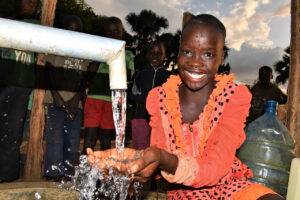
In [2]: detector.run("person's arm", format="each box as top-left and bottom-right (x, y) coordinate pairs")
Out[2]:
(274, 86), (287, 104)
(131, 73), (144, 102)
(45, 61), (67, 110)
(126, 50), (135, 80)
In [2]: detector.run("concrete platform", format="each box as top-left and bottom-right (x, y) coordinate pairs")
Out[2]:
(0, 181), (166, 200)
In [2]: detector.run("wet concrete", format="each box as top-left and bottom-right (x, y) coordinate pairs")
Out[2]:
(0, 182), (79, 200)
(0, 181), (167, 200)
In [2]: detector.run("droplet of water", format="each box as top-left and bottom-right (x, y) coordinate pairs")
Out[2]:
(3, 113), (7, 117)
(63, 155), (141, 200)
(34, 192), (41, 199)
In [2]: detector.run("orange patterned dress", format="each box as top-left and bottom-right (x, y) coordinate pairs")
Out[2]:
(146, 74), (276, 200)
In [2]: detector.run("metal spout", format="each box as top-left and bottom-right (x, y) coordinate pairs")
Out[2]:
(0, 17), (127, 89)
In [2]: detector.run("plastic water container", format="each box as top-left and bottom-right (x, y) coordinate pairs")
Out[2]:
(237, 100), (295, 196)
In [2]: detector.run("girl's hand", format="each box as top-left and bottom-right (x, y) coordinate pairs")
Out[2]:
(128, 146), (161, 183)
(86, 148), (142, 174)
(86, 147), (177, 184)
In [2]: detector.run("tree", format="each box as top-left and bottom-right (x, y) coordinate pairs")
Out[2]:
(126, 9), (168, 51)
(54, 0), (106, 35)
(126, 10), (169, 71)
(273, 46), (290, 85)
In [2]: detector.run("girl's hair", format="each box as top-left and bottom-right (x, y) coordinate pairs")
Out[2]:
(183, 14), (226, 40)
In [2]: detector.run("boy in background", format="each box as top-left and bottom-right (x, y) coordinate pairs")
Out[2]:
(248, 66), (287, 123)
(43, 15), (94, 180)
(131, 40), (172, 150)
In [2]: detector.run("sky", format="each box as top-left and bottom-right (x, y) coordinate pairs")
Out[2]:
(85, 0), (291, 90)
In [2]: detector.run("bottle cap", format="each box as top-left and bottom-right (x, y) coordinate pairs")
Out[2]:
(265, 100), (277, 114)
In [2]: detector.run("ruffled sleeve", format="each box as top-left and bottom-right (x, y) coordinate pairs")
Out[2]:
(146, 87), (168, 151)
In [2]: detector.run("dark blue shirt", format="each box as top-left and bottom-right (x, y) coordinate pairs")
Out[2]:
(131, 65), (172, 119)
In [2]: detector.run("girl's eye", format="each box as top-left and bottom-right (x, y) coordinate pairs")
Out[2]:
(183, 49), (192, 56)
(204, 52), (214, 57)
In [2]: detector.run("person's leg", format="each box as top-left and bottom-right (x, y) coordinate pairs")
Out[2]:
(44, 104), (65, 177)
(0, 86), (31, 182)
(83, 98), (101, 154)
(82, 127), (99, 154)
(99, 128), (114, 150)
(63, 109), (82, 176)
(99, 100), (115, 150)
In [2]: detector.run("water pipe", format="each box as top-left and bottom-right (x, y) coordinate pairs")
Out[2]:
(0, 17), (127, 90)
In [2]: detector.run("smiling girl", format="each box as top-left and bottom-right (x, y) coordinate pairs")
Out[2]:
(87, 14), (283, 200)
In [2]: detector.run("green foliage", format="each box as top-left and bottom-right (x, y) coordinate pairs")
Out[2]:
(273, 46), (290, 85)
(54, 0), (106, 35)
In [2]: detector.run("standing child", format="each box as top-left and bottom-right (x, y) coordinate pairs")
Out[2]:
(87, 14), (283, 200)
(248, 66), (287, 123)
(131, 40), (172, 150)
(83, 16), (134, 153)
(0, 0), (39, 182)
(43, 15), (92, 180)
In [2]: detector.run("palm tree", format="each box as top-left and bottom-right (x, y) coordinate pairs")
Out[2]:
(273, 46), (290, 85)
(126, 9), (168, 59)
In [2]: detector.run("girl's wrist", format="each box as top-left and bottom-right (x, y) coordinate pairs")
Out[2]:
(159, 149), (178, 175)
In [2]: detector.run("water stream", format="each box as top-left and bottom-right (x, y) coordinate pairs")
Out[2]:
(61, 89), (141, 200)
(111, 89), (127, 152)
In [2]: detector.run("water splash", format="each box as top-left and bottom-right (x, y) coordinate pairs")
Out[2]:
(111, 89), (127, 152)
(61, 89), (142, 199)
(66, 155), (141, 200)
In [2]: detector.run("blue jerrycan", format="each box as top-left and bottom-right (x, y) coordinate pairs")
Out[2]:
(237, 100), (295, 196)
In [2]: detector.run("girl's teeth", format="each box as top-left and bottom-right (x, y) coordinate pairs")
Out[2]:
(187, 72), (204, 79)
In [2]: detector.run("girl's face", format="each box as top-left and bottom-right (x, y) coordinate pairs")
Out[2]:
(178, 23), (225, 91)
(147, 43), (165, 69)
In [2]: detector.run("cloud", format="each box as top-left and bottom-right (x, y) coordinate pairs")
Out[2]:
(273, 3), (290, 17)
(261, 0), (270, 5)
(85, 0), (186, 34)
(221, 0), (274, 50)
(227, 43), (284, 85)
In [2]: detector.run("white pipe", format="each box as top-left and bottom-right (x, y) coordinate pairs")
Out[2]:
(0, 18), (127, 89)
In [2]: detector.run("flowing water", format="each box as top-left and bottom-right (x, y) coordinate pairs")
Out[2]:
(111, 89), (127, 152)
(60, 89), (142, 200)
